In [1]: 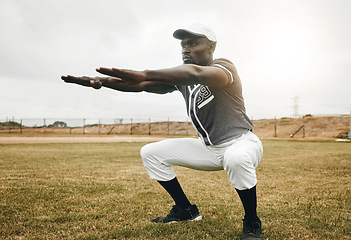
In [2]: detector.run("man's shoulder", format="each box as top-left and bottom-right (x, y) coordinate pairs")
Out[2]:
(210, 58), (240, 86)
(210, 58), (236, 71)
(211, 58), (234, 66)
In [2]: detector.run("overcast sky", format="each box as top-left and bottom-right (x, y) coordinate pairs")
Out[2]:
(1, 0), (350, 122)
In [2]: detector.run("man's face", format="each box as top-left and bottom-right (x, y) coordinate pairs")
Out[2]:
(181, 36), (213, 66)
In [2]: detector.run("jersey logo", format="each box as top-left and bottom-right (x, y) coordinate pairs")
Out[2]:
(197, 86), (214, 109)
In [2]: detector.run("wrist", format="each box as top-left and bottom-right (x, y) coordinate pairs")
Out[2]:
(143, 70), (152, 82)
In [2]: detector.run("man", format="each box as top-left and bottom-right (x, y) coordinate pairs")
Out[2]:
(61, 23), (263, 240)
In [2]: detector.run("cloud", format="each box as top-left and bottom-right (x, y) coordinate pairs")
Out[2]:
(1, 0), (350, 120)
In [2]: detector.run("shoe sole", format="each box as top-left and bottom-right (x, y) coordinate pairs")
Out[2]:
(240, 233), (263, 240)
(166, 214), (203, 224)
(191, 215), (202, 221)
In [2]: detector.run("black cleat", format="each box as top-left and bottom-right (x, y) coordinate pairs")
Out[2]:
(241, 215), (263, 240)
(152, 204), (202, 223)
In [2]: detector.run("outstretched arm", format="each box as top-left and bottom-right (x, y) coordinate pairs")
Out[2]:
(96, 64), (229, 88)
(61, 75), (176, 94)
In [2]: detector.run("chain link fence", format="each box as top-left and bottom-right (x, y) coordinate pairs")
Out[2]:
(0, 117), (197, 136)
(1, 115), (350, 139)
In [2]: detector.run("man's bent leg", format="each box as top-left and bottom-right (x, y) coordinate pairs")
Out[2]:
(140, 138), (222, 223)
(222, 132), (263, 239)
(140, 138), (222, 181)
(222, 132), (263, 190)
(158, 177), (191, 209)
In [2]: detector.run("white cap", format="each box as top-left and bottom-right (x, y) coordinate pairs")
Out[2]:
(173, 23), (217, 42)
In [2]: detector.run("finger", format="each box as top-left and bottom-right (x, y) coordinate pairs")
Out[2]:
(112, 68), (132, 79)
(96, 67), (116, 77)
(108, 77), (123, 83)
(61, 75), (92, 87)
(61, 75), (77, 83)
(96, 67), (125, 78)
(61, 75), (74, 81)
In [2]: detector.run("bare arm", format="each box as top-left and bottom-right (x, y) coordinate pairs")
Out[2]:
(60, 75), (176, 94)
(104, 79), (176, 94)
(96, 64), (229, 88)
(61, 63), (228, 93)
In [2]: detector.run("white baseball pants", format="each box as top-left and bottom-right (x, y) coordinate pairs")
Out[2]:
(140, 131), (263, 190)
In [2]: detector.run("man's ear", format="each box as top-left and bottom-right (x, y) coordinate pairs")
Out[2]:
(209, 42), (216, 53)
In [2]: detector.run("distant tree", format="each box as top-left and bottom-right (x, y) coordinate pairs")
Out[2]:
(0, 121), (21, 127)
(48, 121), (67, 128)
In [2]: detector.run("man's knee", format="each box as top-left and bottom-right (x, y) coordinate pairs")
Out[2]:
(223, 141), (262, 171)
(223, 149), (258, 190)
(140, 143), (150, 159)
(140, 141), (176, 181)
(223, 150), (251, 171)
(140, 142), (157, 163)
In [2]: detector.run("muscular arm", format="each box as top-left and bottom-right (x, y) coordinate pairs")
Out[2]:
(103, 79), (176, 94)
(60, 75), (176, 94)
(62, 63), (228, 93)
(97, 64), (229, 88)
(146, 64), (229, 87)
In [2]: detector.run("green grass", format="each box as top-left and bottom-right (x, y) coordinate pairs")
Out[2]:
(0, 140), (350, 239)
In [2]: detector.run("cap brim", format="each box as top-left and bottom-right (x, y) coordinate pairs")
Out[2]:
(173, 29), (206, 40)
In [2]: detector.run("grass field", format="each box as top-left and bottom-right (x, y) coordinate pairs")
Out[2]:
(1, 140), (350, 239)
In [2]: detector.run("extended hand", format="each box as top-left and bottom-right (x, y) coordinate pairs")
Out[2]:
(61, 75), (106, 89)
(96, 67), (146, 85)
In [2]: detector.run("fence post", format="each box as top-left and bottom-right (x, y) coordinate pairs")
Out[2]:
(290, 125), (304, 138)
(274, 116), (277, 137)
(98, 119), (100, 135)
(130, 118), (133, 135)
(20, 119), (22, 134)
(8, 118), (10, 134)
(44, 118), (46, 134)
(302, 116), (305, 138)
(83, 118), (86, 134)
(303, 125), (305, 138)
(167, 118), (170, 135)
(148, 118), (151, 135)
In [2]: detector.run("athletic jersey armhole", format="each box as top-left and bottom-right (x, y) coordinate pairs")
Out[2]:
(212, 64), (235, 85)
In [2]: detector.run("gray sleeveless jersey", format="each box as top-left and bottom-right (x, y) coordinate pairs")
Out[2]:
(176, 58), (254, 146)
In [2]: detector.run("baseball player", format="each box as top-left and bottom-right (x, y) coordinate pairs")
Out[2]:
(61, 23), (263, 240)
